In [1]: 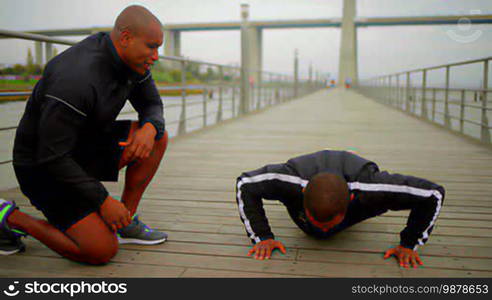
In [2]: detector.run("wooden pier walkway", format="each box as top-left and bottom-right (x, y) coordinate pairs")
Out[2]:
(1, 88), (492, 277)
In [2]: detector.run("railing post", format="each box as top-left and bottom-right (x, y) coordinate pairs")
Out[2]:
(460, 89), (465, 133)
(259, 72), (263, 107)
(396, 74), (400, 109)
(413, 86), (417, 114)
(294, 49), (299, 98)
(35, 41), (43, 66)
(405, 72), (410, 112)
(432, 88), (436, 121)
(232, 86), (236, 117)
(45, 43), (53, 63)
(444, 66), (451, 128)
(256, 77), (261, 110)
(422, 69), (428, 119)
(387, 76), (391, 105)
(178, 60), (187, 135)
(281, 75), (285, 102)
(217, 66), (223, 123)
(481, 59), (490, 143)
(203, 88), (207, 128)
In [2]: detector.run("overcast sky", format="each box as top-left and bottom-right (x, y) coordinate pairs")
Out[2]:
(0, 0), (491, 85)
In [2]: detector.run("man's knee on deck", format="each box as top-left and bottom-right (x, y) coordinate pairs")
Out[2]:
(78, 235), (118, 265)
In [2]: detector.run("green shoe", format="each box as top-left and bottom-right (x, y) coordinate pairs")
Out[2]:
(117, 215), (167, 245)
(0, 199), (27, 255)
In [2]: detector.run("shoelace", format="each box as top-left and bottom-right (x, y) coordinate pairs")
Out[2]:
(134, 217), (153, 233)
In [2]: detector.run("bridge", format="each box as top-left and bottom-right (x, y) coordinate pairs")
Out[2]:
(0, 1), (491, 278)
(5, 0), (492, 85)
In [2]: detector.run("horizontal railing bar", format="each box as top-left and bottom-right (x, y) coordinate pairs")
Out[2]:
(0, 29), (298, 77)
(0, 159), (13, 165)
(0, 29), (76, 45)
(0, 126), (17, 131)
(360, 56), (492, 80)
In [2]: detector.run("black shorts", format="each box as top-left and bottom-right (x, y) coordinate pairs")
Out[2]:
(14, 120), (132, 231)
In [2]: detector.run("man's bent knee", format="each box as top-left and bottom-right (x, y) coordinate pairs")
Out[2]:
(65, 212), (119, 265)
(154, 130), (168, 152)
(81, 243), (118, 265)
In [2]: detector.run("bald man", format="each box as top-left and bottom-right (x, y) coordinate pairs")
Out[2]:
(0, 6), (168, 264)
(236, 150), (445, 269)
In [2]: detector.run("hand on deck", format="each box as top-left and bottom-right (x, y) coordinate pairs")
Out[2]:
(100, 195), (132, 232)
(247, 239), (286, 260)
(384, 245), (423, 269)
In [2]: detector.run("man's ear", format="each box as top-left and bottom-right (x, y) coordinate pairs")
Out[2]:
(119, 30), (132, 48)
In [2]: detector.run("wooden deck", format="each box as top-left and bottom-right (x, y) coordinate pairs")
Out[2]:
(1, 88), (492, 277)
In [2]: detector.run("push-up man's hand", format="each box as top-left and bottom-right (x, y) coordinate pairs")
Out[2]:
(247, 239), (286, 260)
(384, 245), (423, 269)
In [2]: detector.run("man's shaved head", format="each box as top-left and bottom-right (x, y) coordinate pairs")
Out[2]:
(113, 5), (162, 37)
(110, 5), (163, 75)
(303, 173), (350, 222)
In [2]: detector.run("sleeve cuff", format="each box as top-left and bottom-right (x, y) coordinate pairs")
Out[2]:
(399, 240), (417, 250)
(139, 118), (165, 140)
(255, 234), (275, 243)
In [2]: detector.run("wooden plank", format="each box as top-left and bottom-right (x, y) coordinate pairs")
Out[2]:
(181, 268), (310, 278)
(297, 249), (492, 272)
(112, 249), (403, 277)
(141, 230), (492, 259)
(0, 255), (186, 277)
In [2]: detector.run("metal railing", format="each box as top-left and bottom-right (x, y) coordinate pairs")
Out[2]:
(0, 29), (326, 165)
(354, 56), (491, 144)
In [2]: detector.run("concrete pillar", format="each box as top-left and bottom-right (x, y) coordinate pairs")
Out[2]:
(338, 0), (358, 87)
(35, 41), (43, 66)
(163, 29), (181, 69)
(240, 3), (251, 114)
(294, 49), (299, 98)
(246, 26), (262, 84)
(45, 43), (53, 64)
(309, 63), (313, 83)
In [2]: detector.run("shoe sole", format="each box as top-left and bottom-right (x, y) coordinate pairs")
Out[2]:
(117, 237), (167, 245)
(0, 248), (22, 255)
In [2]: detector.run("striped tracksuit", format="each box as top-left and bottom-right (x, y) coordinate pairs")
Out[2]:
(235, 150), (445, 250)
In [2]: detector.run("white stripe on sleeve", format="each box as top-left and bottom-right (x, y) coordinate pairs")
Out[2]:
(347, 182), (443, 250)
(236, 173), (308, 243)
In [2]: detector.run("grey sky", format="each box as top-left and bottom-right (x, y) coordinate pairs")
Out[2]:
(0, 0), (491, 84)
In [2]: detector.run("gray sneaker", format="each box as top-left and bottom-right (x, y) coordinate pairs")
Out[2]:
(0, 199), (27, 255)
(117, 215), (167, 245)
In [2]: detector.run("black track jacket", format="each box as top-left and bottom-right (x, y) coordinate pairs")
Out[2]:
(13, 32), (165, 210)
(236, 150), (445, 250)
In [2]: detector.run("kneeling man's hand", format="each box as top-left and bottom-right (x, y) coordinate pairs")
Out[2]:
(247, 239), (286, 260)
(100, 196), (131, 232)
(121, 123), (156, 162)
(384, 245), (423, 269)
